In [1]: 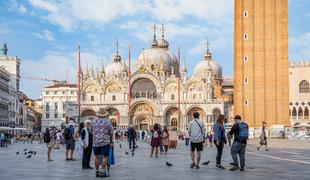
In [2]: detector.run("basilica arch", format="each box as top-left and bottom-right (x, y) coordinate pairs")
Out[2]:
(186, 106), (206, 124)
(131, 77), (158, 99)
(130, 102), (154, 130)
(164, 106), (179, 130)
(104, 107), (120, 128)
(81, 108), (96, 122)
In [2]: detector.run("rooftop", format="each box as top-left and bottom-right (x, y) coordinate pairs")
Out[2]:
(44, 83), (77, 89)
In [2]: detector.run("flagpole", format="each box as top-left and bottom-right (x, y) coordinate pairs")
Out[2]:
(128, 46), (131, 127)
(77, 46), (81, 125)
(178, 47), (181, 132)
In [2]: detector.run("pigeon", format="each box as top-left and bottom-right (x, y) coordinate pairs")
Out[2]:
(16, 152), (19, 155)
(119, 144), (122, 149)
(33, 151), (36, 155)
(131, 152), (134, 156)
(166, 161), (173, 167)
(202, 161), (210, 166)
(131, 149), (135, 152)
(28, 151), (33, 154)
(24, 152), (27, 155)
(23, 148), (27, 151)
(125, 151), (129, 155)
(26, 155), (31, 159)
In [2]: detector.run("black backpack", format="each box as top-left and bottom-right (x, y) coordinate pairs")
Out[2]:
(43, 130), (51, 143)
(63, 128), (71, 141)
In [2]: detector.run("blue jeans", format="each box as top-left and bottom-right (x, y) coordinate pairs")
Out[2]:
(129, 138), (135, 149)
(231, 141), (246, 168)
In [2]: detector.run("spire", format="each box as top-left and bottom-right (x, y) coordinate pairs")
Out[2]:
(114, 39), (121, 62)
(84, 64), (89, 77)
(151, 24), (158, 47)
(161, 23), (165, 39)
(182, 57), (187, 72)
(204, 39), (212, 60)
(96, 68), (99, 80)
(100, 61), (105, 74)
(91, 65), (94, 77)
(1, 42), (8, 55)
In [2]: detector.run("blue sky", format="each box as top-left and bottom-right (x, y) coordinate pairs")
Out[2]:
(0, 0), (309, 99)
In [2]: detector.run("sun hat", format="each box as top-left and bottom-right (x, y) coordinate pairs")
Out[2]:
(97, 108), (109, 117)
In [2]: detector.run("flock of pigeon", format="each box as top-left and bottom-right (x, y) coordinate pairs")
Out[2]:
(117, 142), (210, 168)
(16, 148), (37, 159)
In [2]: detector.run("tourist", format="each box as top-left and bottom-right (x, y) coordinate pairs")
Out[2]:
(162, 126), (170, 155)
(55, 130), (62, 149)
(213, 114), (227, 169)
(150, 123), (161, 158)
(229, 115), (249, 171)
(141, 130), (145, 141)
(64, 120), (76, 161)
(81, 120), (93, 169)
(0, 132), (4, 147)
(184, 128), (190, 146)
(27, 133), (33, 144)
(189, 112), (205, 169)
(127, 125), (136, 150)
(257, 121), (269, 151)
(77, 122), (85, 159)
(92, 109), (114, 177)
(207, 132), (213, 147)
(45, 126), (56, 161)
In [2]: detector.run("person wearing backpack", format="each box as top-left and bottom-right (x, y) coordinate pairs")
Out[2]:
(213, 114), (227, 169)
(229, 115), (249, 171)
(45, 126), (56, 161)
(188, 112), (206, 169)
(150, 123), (161, 158)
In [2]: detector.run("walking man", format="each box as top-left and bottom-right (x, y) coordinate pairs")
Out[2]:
(257, 121), (269, 151)
(128, 125), (136, 150)
(189, 112), (206, 169)
(92, 109), (114, 177)
(64, 121), (76, 161)
(229, 115), (249, 171)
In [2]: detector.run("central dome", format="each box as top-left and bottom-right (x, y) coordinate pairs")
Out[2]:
(106, 51), (127, 78)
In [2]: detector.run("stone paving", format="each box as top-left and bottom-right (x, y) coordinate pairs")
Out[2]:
(0, 139), (310, 180)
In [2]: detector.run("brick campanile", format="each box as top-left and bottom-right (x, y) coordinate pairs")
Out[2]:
(234, 0), (290, 127)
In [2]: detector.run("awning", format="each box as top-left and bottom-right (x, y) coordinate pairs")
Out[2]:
(0, 126), (13, 130)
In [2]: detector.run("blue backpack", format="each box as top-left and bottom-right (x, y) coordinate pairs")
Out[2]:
(238, 123), (249, 141)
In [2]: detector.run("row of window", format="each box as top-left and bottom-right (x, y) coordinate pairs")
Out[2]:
(290, 106), (309, 119)
(45, 102), (67, 111)
(45, 91), (76, 95)
(45, 113), (66, 119)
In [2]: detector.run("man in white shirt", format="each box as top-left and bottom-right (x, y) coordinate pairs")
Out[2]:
(188, 112), (206, 169)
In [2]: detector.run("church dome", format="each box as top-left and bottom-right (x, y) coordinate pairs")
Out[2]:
(158, 39), (169, 48)
(106, 52), (127, 78)
(193, 48), (222, 79)
(136, 48), (174, 72)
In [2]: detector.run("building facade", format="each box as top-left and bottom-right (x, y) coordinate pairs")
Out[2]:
(289, 61), (310, 134)
(0, 43), (21, 128)
(80, 27), (224, 132)
(234, 0), (290, 128)
(41, 83), (77, 131)
(0, 67), (10, 128)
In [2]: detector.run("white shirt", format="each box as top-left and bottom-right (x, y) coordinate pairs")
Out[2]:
(188, 118), (205, 143)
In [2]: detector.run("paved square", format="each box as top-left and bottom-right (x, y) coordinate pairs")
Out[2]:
(0, 139), (310, 180)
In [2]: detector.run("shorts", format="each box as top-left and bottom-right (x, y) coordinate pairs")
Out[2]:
(93, 144), (110, 157)
(66, 139), (75, 150)
(191, 142), (203, 151)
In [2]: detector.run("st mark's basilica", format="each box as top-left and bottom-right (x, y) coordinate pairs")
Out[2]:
(79, 25), (226, 132)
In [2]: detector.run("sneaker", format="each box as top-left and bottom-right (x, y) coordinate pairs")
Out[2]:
(190, 162), (196, 168)
(95, 171), (100, 178)
(230, 162), (237, 166)
(195, 165), (200, 169)
(216, 164), (225, 169)
(230, 166), (239, 171)
(240, 167), (244, 171)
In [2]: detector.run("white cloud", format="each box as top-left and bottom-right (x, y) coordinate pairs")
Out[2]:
(18, 5), (27, 13)
(33, 29), (55, 42)
(27, 0), (233, 31)
(21, 50), (107, 98)
(289, 32), (310, 60)
(0, 28), (11, 34)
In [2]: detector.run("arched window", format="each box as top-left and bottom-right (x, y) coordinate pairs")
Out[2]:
(292, 107), (297, 119)
(299, 80), (310, 93)
(298, 107), (303, 118)
(171, 118), (178, 127)
(304, 107), (309, 119)
(112, 95), (116, 101)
